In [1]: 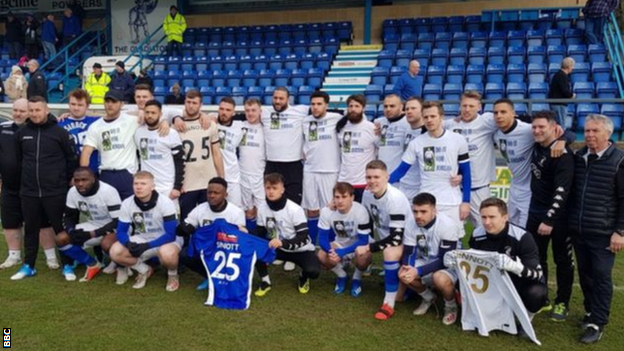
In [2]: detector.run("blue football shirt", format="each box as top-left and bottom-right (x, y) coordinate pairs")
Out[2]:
(58, 116), (100, 172)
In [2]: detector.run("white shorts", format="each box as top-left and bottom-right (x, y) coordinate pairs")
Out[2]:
(227, 181), (243, 208)
(398, 183), (420, 202)
(508, 186), (531, 227)
(302, 172), (338, 211)
(421, 268), (458, 288)
(437, 204), (465, 240)
(130, 235), (184, 260)
(469, 186), (491, 228)
(240, 172), (265, 211)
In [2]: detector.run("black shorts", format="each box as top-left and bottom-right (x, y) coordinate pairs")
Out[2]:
(1, 189), (49, 229)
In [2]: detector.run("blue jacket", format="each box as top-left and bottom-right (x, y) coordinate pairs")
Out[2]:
(62, 15), (80, 37)
(109, 71), (135, 102)
(42, 20), (57, 43)
(393, 72), (423, 101)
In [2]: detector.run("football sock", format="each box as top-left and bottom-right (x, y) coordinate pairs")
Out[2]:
(383, 260), (400, 308)
(331, 264), (347, 278)
(168, 269), (178, 276)
(59, 244), (96, 266)
(246, 217), (257, 234)
(445, 298), (457, 309)
(353, 268), (364, 280)
(262, 275), (271, 285)
(44, 248), (57, 260)
(307, 217), (319, 246)
(419, 288), (435, 302)
(132, 260), (150, 275)
(8, 250), (21, 259)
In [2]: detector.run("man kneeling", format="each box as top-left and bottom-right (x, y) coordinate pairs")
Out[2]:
(398, 193), (461, 325)
(109, 171), (180, 289)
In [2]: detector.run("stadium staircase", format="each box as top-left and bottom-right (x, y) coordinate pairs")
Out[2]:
(321, 45), (381, 109)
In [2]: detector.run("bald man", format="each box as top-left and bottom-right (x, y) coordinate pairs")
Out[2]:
(393, 60), (423, 101)
(0, 99), (59, 270)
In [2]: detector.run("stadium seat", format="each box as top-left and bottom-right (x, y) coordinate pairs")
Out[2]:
(489, 31), (507, 48)
(596, 82), (618, 98)
(452, 32), (469, 49)
(413, 48), (431, 67)
(323, 38), (340, 55)
(545, 29), (564, 46)
(215, 87), (232, 102)
(485, 82), (504, 99)
(601, 104), (624, 131)
(224, 55), (239, 71)
(223, 27), (236, 42)
(236, 41), (249, 56)
(307, 68), (324, 87)
(300, 53), (317, 70)
(471, 32), (488, 48)
(383, 33), (399, 51)
(592, 62), (613, 82)
(263, 86), (276, 105)
(209, 56), (223, 71)
(390, 66), (407, 84)
(573, 82), (595, 99)
(486, 64), (505, 83)
(181, 57), (195, 72)
(154, 86), (167, 97)
(252, 54), (268, 71)
(399, 33), (417, 51)
(232, 87), (247, 105)
(309, 38), (324, 54)
(293, 39), (308, 55)
(167, 70), (181, 87)
(264, 40), (278, 56)
(395, 50), (412, 67)
(399, 19), (415, 35)
(167, 56), (181, 72)
(564, 28), (584, 45)
(466, 64), (485, 84)
(182, 71), (196, 87)
(383, 84), (396, 98)
(238, 55), (253, 71)
(507, 31), (525, 47)
(247, 86), (264, 100)
(249, 40), (264, 57)
(269, 54), (284, 71)
(447, 65), (465, 84)
(576, 103), (600, 119)
(434, 32), (452, 49)
(469, 47), (486, 65)
(547, 45), (566, 64)
(371, 67), (390, 85)
(487, 47), (506, 65)
(378, 50), (395, 68)
(284, 53), (300, 70)
(423, 83), (442, 100)
(221, 41), (236, 56)
(337, 21), (352, 41)
(196, 70), (211, 86)
(154, 56), (167, 71)
(415, 18), (431, 34)
(443, 83), (463, 100)
(526, 30), (544, 46)
(427, 65), (446, 84)
(242, 70), (257, 87)
(448, 16), (465, 32)
(364, 85), (383, 102)
(237, 27), (250, 42)
(500, 10), (519, 31)
(274, 69), (291, 86)
(432, 17), (448, 33)
(507, 64), (526, 83)
(515, 103), (528, 116)
(418, 33), (435, 50)
(450, 48), (467, 65)
(507, 47), (525, 65)
(298, 86), (315, 105)
(548, 62), (562, 80)
(588, 44), (607, 63)
(465, 15), (483, 32)
(506, 82), (527, 99)
(317, 53), (332, 71)
(528, 82), (549, 99)
(291, 69), (307, 86)
(570, 62), (590, 83)
(531, 103), (550, 113)
(464, 82), (484, 94)
(567, 45), (587, 63)
(365, 104), (377, 120)
(258, 69), (274, 87)
(527, 46), (546, 64)
(443, 103), (460, 118)
(431, 48), (449, 66)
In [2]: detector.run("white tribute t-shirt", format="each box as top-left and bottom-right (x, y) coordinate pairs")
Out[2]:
(302, 112), (342, 173)
(261, 105), (308, 162)
(84, 114), (140, 173)
(66, 182), (122, 231)
(376, 115), (411, 172)
(257, 199), (315, 253)
(337, 120), (378, 186)
(318, 202), (371, 247)
(238, 121), (265, 177)
(217, 120), (244, 184)
(134, 125), (183, 193)
(185, 202), (246, 228)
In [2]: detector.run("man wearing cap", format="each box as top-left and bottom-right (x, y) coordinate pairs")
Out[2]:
(109, 61), (135, 103)
(85, 63), (111, 105)
(163, 5), (186, 57)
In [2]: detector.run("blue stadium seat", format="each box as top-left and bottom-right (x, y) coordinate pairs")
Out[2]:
(447, 65), (465, 84)
(209, 56), (223, 71)
(596, 82), (618, 98)
(470, 32), (488, 48)
(545, 29), (564, 46)
(153, 70), (166, 87)
(323, 38), (340, 55)
(291, 69), (307, 86)
(600, 104), (624, 131)
(215, 87), (232, 102)
(443, 103), (460, 118)
(500, 10), (519, 31)
(526, 30), (544, 46)
(167, 56), (181, 71)
(383, 33), (399, 51)
(431, 48), (449, 66)
(278, 39), (293, 56)
(383, 84), (396, 98)
(487, 47), (505, 65)
(249, 40), (263, 57)
(207, 42), (221, 57)
(469, 47), (486, 65)
(300, 53), (317, 70)
(154, 86), (167, 97)
(515, 103), (528, 116)
(274, 69), (291, 86)
(298, 86), (315, 105)
(395, 50), (412, 67)
(167, 70), (181, 86)
(506, 82), (526, 99)
(153, 57), (167, 71)
(400, 33), (417, 51)
(573, 82), (595, 99)
(252, 54), (268, 71)
(527, 46), (546, 64)
(450, 48), (467, 65)
(452, 32), (469, 49)
(531, 103), (550, 113)
(465, 15), (483, 32)
(269, 54), (284, 71)
(239, 55), (253, 70)
(432, 17), (448, 33)
(576, 103), (600, 120)
(427, 65), (446, 84)
(224, 55), (239, 71)
(390, 66), (406, 84)
(243, 70), (258, 87)
(247, 86), (264, 100)
(486, 64), (505, 83)
(237, 27), (250, 42)
(235, 41), (249, 56)
(221, 41), (235, 56)
(263, 86), (276, 105)
(588, 44), (607, 63)
(423, 84), (442, 100)
(378, 50), (395, 68)
(485, 82), (504, 99)
(181, 57), (195, 72)
(307, 23), (322, 40)
(399, 19), (414, 35)
(465, 82), (484, 94)
(564, 28), (584, 45)
(307, 68), (324, 87)
(196, 70), (211, 86)
(383, 19), (398, 37)
(571, 62), (590, 83)
(434, 32), (452, 49)
(278, 24), (292, 40)
(365, 104), (377, 121)
(317, 53), (331, 71)
(264, 40), (278, 56)
(507, 46), (525, 65)
(284, 53), (301, 70)
(193, 42), (207, 57)
(528, 82), (549, 99)
(223, 27), (236, 42)
(209, 27), (223, 43)
(197, 28), (209, 43)
(507, 64), (526, 83)
(417, 33), (435, 50)
(371, 67), (390, 85)
(181, 43), (193, 57)
(232, 87), (248, 105)
(443, 83), (463, 100)
(592, 62), (613, 82)
(182, 71), (196, 87)
(448, 16), (464, 32)
(507, 31), (525, 47)
(413, 48), (431, 67)
(293, 39), (308, 55)
(489, 31), (507, 48)
(567, 44), (587, 63)
(322, 22), (337, 40)
(309, 38), (324, 54)
(547, 45), (566, 64)
(548, 63), (562, 80)
(364, 85), (383, 102)
(466, 64), (485, 84)
(337, 21), (352, 42)
(415, 18), (431, 34)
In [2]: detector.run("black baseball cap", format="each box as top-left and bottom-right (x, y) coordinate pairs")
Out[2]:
(104, 90), (124, 102)
(93, 63), (102, 69)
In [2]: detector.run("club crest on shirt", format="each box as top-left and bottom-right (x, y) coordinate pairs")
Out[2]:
(78, 201), (92, 220)
(132, 212), (146, 234)
(379, 125), (389, 146)
(139, 138), (149, 160)
(342, 131), (352, 153)
(240, 127), (248, 146)
(308, 121), (318, 142)
(499, 139), (509, 162)
(333, 220), (348, 238)
(423, 146), (435, 172)
(416, 233), (428, 259)
(102, 131), (112, 151)
(266, 217), (278, 239)
(270, 112), (280, 130)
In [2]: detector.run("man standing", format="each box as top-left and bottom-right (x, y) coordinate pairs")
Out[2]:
(398, 97), (427, 200)
(393, 60), (423, 101)
(163, 5), (186, 57)
(5, 13), (24, 60)
(41, 14), (58, 61)
(27, 59), (47, 101)
(583, 0), (620, 44)
(0, 99), (59, 270)
(302, 91), (342, 244)
(58, 89), (100, 173)
(260, 87), (309, 204)
(528, 111), (575, 321)
(216, 97), (245, 208)
(11, 97), (78, 281)
(376, 94), (410, 174)
(568, 114), (624, 344)
(109, 61), (135, 103)
(85, 63), (111, 105)
(62, 8), (80, 52)
(548, 57), (575, 127)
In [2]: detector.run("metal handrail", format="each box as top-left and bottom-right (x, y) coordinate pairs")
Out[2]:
(605, 12), (624, 98)
(119, 24), (166, 74)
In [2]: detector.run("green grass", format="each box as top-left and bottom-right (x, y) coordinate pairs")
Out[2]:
(1, 230), (624, 351)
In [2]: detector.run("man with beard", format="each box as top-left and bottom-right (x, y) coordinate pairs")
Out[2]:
(336, 94), (378, 202)
(398, 97), (427, 200)
(133, 100), (184, 202)
(216, 97), (245, 208)
(376, 94), (410, 174)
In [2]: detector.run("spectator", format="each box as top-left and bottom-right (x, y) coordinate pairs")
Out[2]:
(163, 5), (187, 57)
(109, 61), (135, 102)
(62, 8), (81, 53)
(136, 69), (153, 89)
(5, 66), (29, 101)
(69, 0), (86, 29)
(583, 0), (620, 44)
(393, 60), (423, 101)
(85, 63), (111, 104)
(24, 13), (40, 60)
(165, 82), (185, 105)
(568, 114), (624, 344)
(0, 77), (4, 102)
(548, 57), (575, 127)
(5, 13), (24, 60)
(42, 14), (58, 61)
(26, 60), (47, 101)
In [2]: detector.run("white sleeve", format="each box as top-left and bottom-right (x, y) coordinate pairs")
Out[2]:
(233, 208), (246, 227)
(291, 204), (308, 226)
(257, 206), (267, 227)
(160, 198), (177, 219)
(457, 136), (469, 158)
(403, 218), (417, 246)
(355, 205), (372, 235)
(402, 140), (419, 165)
(104, 186), (122, 219)
(66, 188), (78, 209)
(118, 199), (133, 223)
(481, 112), (498, 134)
(163, 107), (184, 124)
(84, 123), (99, 148)
(443, 119), (455, 130)
(318, 207), (332, 230)
(169, 129), (183, 149)
(184, 207), (201, 227)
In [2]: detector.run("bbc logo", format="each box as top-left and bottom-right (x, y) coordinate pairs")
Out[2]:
(3, 328), (9, 348)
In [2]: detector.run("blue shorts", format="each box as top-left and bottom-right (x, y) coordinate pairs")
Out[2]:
(100, 170), (134, 200)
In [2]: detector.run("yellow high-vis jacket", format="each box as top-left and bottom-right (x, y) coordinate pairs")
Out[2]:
(85, 72), (111, 104)
(163, 13), (187, 43)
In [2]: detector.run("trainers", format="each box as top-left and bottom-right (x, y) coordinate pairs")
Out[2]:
(116, 267), (130, 285)
(537, 300), (552, 314)
(0, 256), (21, 269)
(166, 275), (180, 292)
(102, 261), (117, 274)
(334, 277), (347, 294)
(284, 261), (296, 272)
(196, 279), (209, 291)
(580, 324), (603, 344)
(272, 259), (284, 266)
(350, 279), (362, 297)
(79, 263), (102, 282)
(254, 281), (272, 297)
(579, 313), (591, 329)
(374, 303), (395, 320)
(10, 264), (37, 280)
(550, 303), (569, 322)
(362, 265), (373, 277)
(132, 267), (153, 289)
(62, 264), (77, 281)
(298, 276), (310, 294)
(46, 258), (60, 270)
(413, 297), (436, 316)
(443, 305), (458, 325)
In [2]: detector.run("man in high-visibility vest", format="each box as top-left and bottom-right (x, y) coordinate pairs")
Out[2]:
(84, 63), (111, 105)
(163, 5), (186, 57)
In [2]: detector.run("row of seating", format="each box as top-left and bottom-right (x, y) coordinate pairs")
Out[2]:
(152, 68), (326, 89)
(379, 45), (608, 68)
(177, 38), (341, 57)
(152, 85), (318, 106)
(383, 28), (589, 49)
(183, 21), (352, 43)
(152, 52), (333, 72)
